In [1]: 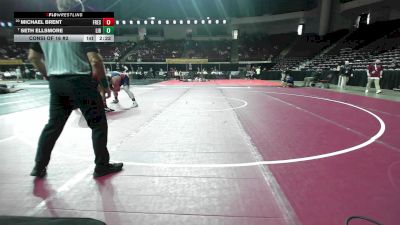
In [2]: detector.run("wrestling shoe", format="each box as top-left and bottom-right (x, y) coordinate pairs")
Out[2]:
(132, 101), (139, 108)
(30, 165), (47, 178)
(93, 163), (123, 177)
(104, 106), (115, 112)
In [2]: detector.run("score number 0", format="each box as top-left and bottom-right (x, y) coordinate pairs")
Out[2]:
(102, 18), (115, 26)
(102, 18), (114, 35)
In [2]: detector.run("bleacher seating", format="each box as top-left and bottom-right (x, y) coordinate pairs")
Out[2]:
(0, 42), (28, 60)
(271, 57), (306, 70)
(123, 40), (231, 62)
(273, 20), (400, 72)
(98, 41), (136, 62)
(327, 19), (400, 55)
(286, 29), (348, 58)
(238, 32), (297, 61)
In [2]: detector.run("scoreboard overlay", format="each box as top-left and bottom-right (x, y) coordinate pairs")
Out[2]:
(14, 12), (114, 42)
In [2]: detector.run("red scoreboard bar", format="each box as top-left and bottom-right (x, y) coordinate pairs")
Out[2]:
(14, 12), (114, 42)
(103, 18), (115, 26)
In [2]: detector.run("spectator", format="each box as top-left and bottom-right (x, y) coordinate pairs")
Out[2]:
(338, 61), (353, 89)
(255, 66), (261, 79)
(280, 68), (289, 86)
(16, 66), (23, 82)
(365, 59), (383, 94)
(303, 68), (321, 87)
(122, 64), (129, 72)
(391, 59), (400, 70)
(24, 67), (31, 79)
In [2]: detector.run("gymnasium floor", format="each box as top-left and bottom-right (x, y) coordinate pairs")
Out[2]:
(0, 79), (399, 225)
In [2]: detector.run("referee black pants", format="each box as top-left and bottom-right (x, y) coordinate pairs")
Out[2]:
(35, 75), (110, 168)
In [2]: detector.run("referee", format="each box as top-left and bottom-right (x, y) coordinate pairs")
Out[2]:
(28, 0), (123, 178)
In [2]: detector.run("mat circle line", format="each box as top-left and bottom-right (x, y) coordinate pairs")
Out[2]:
(114, 91), (387, 167)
